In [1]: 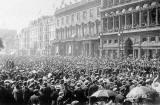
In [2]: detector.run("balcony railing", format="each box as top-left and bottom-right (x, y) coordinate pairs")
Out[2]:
(101, 0), (144, 10)
(104, 23), (159, 34)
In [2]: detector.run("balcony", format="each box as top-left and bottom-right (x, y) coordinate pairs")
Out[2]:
(101, 0), (147, 12)
(103, 23), (160, 36)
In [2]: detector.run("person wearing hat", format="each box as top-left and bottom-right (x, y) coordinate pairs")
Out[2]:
(88, 80), (98, 96)
(62, 82), (74, 105)
(57, 91), (64, 105)
(74, 82), (86, 105)
(12, 84), (24, 105)
(39, 82), (52, 105)
(51, 86), (59, 105)
(22, 81), (32, 105)
(29, 89), (40, 105)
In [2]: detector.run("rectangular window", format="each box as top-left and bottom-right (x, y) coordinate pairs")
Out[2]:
(61, 17), (64, 25)
(90, 8), (94, 18)
(97, 7), (100, 16)
(114, 39), (118, 43)
(77, 12), (80, 21)
(149, 8), (156, 26)
(72, 14), (74, 22)
(109, 40), (112, 44)
(158, 7), (160, 24)
(150, 37), (156, 41)
(142, 37), (147, 42)
(57, 19), (59, 26)
(66, 16), (69, 24)
(141, 10), (148, 27)
(103, 18), (108, 32)
(83, 11), (87, 20)
(104, 40), (107, 44)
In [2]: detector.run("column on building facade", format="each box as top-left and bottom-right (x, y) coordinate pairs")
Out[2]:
(87, 23), (90, 36)
(132, 12), (134, 28)
(113, 16), (115, 31)
(156, 7), (158, 25)
(118, 35), (120, 58)
(88, 22), (91, 36)
(94, 21), (97, 35)
(147, 9), (150, 26)
(75, 25), (78, 37)
(139, 11), (142, 27)
(125, 14), (127, 29)
(89, 41), (92, 57)
(138, 36), (141, 59)
(138, 48), (141, 59)
(106, 17), (109, 31)
(133, 48), (135, 58)
(119, 15), (121, 29)
(81, 23), (84, 37)
(100, 38), (103, 58)
(107, 17), (109, 31)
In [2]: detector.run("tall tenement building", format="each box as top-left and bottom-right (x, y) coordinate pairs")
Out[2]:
(54, 0), (101, 57)
(101, 0), (160, 59)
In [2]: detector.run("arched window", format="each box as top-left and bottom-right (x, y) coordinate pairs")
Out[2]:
(126, 13), (132, 29)
(141, 10), (148, 27)
(133, 12), (139, 28)
(84, 24), (88, 36)
(120, 15), (125, 28)
(103, 18), (108, 32)
(90, 23), (95, 35)
(149, 8), (156, 26)
(141, 4), (148, 27)
(114, 16), (119, 31)
(108, 17), (113, 30)
(158, 7), (160, 24)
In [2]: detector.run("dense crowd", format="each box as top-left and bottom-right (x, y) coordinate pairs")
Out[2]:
(0, 56), (160, 105)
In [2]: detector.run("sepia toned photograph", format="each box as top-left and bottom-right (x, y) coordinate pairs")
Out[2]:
(0, 0), (160, 105)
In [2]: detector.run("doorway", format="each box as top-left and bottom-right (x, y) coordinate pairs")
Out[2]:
(124, 38), (133, 57)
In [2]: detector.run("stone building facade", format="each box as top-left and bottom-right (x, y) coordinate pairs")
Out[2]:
(54, 0), (101, 57)
(18, 16), (56, 56)
(101, 0), (160, 59)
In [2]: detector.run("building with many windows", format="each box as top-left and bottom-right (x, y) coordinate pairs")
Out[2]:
(101, 0), (160, 59)
(17, 28), (30, 56)
(18, 16), (56, 56)
(54, 0), (101, 57)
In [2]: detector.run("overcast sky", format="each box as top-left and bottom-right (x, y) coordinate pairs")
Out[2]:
(0, 0), (62, 31)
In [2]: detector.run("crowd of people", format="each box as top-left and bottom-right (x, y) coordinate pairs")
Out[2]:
(0, 56), (160, 105)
